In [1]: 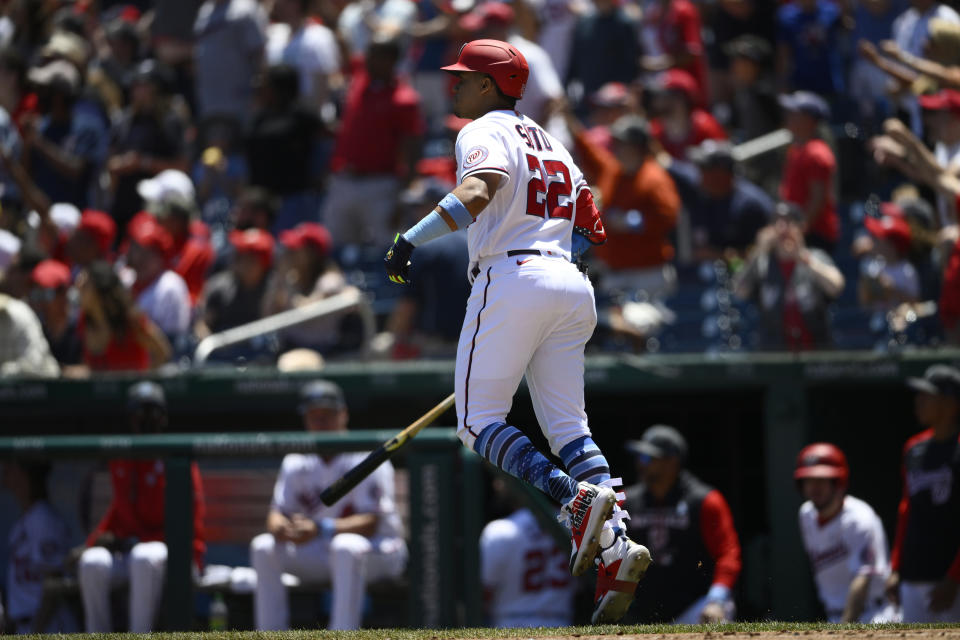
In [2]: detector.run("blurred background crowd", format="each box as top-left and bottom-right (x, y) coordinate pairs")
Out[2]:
(5, 0), (960, 375)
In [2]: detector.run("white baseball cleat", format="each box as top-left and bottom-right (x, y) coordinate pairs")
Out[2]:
(560, 482), (617, 577)
(591, 534), (652, 624)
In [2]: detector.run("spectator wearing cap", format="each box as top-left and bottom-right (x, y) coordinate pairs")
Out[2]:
(776, 0), (845, 97)
(0, 245), (45, 301)
(193, 0), (268, 123)
(250, 379), (407, 630)
(0, 291), (60, 378)
(640, 0), (709, 106)
(138, 171), (215, 306)
(649, 69), (727, 161)
(197, 228), (274, 338)
(858, 214), (921, 311)
(28, 259), (81, 366)
(321, 36), (424, 244)
(265, 222), (364, 356)
(460, 2), (564, 127)
(888, 365), (960, 622)
(381, 179), (469, 359)
(266, 0), (341, 111)
(557, 108), (680, 305)
(669, 139), (773, 261)
(916, 89), (960, 224)
(246, 64), (324, 233)
(126, 216), (190, 337)
(107, 60), (188, 231)
(23, 59), (104, 208)
(723, 35), (779, 146)
(622, 425), (741, 624)
(337, 0), (416, 57)
(566, 0), (639, 103)
(67, 209), (116, 268)
(734, 203), (845, 350)
(779, 91), (839, 253)
(75, 260), (170, 373)
(581, 82), (635, 152)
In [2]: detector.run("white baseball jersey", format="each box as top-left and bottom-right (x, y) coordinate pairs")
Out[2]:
(456, 110), (587, 265)
(798, 495), (890, 622)
(271, 453), (403, 541)
(481, 508), (575, 627)
(6, 502), (71, 626)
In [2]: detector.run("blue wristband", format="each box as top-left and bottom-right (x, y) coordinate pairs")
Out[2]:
(403, 192), (472, 247)
(438, 193), (473, 228)
(318, 517), (336, 539)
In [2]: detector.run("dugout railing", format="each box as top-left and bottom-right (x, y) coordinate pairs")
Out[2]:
(0, 428), (483, 630)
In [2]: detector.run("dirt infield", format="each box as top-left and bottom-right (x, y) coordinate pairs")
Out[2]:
(511, 631), (960, 640)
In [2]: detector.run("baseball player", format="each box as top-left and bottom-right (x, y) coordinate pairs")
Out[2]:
(622, 426), (741, 624)
(794, 443), (895, 623)
(250, 381), (407, 630)
(77, 381), (205, 633)
(888, 365), (960, 622)
(480, 477), (575, 627)
(384, 39), (650, 623)
(3, 460), (77, 633)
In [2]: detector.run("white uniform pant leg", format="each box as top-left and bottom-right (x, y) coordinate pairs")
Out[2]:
(902, 580), (960, 622)
(455, 261), (544, 450)
(328, 535), (408, 630)
(127, 541), (167, 633)
(525, 263), (597, 455)
(251, 533), (332, 630)
(78, 547), (119, 632)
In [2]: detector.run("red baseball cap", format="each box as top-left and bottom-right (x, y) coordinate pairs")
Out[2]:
(661, 69), (700, 105)
(865, 215), (912, 254)
(280, 222), (332, 256)
(229, 228), (274, 268)
(31, 259), (71, 289)
(460, 2), (515, 32)
(919, 89), (960, 114)
(129, 214), (174, 258)
(76, 209), (116, 255)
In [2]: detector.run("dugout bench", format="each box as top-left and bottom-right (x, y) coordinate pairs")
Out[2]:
(0, 428), (483, 630)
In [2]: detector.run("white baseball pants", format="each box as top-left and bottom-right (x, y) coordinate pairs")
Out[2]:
(77, 541), (167, 632)
(250, 532), (407, 630)
(456, 254), (596, 454)
(901, 580), (960, 622)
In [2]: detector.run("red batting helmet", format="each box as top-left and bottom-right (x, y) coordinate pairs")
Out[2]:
(794, 443), (849, 488)
(441, 39), (529, 99)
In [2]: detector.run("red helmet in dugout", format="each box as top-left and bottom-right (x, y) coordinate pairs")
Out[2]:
(441, 39), (529, 99)
(794, 443), (850, 488)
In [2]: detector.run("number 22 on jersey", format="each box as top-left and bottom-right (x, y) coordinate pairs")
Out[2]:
(517, 125), (573, 221)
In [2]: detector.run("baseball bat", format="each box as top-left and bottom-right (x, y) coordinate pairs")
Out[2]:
(320, 392), (456, 506)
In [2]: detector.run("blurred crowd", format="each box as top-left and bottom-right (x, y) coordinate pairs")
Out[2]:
(6, 0), (960, 375)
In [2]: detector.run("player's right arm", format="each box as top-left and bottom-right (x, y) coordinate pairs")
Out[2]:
(385, 173), (502, 284)
(841, 573), (872, 623)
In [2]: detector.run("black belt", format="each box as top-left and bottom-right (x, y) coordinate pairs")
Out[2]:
(506, 249), (541, 257)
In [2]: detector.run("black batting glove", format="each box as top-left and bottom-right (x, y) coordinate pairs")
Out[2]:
(385, 233), (415, 284)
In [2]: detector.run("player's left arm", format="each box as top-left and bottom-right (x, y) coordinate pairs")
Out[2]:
(698, 490), (742, 611)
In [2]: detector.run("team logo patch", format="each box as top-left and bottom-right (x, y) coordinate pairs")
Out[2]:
(463, 145), (489, 168)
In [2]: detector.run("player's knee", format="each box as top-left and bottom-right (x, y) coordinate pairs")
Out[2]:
(130, 542), (166, 569)
(78, 546), (112, 579)
(459, 420), (503, 453)
(329, 532), (369, 557)
(250, 532), (276, 558)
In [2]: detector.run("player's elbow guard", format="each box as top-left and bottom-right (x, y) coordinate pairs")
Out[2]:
(573, 187), (607, 246)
